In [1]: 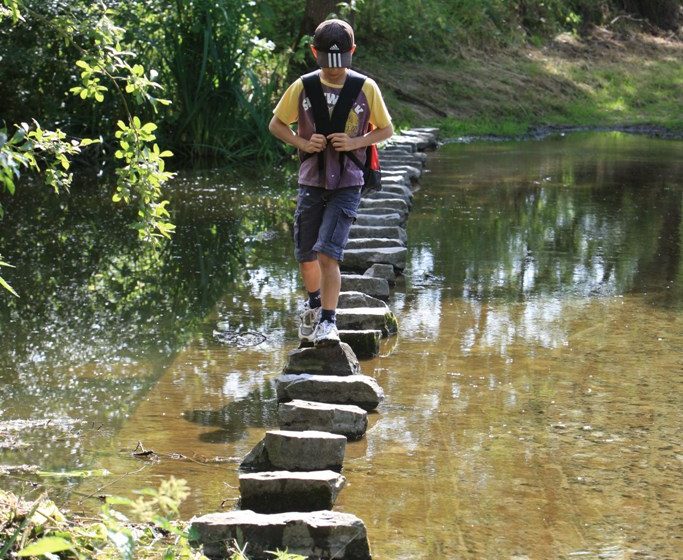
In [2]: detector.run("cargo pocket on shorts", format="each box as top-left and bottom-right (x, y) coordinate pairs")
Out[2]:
(293, 210), (302, 247)
(330, 207), (357, 247)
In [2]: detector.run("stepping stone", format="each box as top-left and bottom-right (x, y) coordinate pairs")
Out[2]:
(359, 198), (410, 213)
(241, 430), (346, 472)
(338, 291), (389, 309)
(362, 191), (411, 205)
(411, 126), (440, 134)
(340, 274), (389, 299)
(382, 164), (421, 180)
(381, 170), (410, 182)
(381, 152), (428, 166)
(279, 399), (368, 440)
(349, 225), (407, 243)
(364, 263), (397, 285)
(338, 329), (381, 359)
(342, 247), (408, 272)
(356, 206), (408, 222)
(345, 237), (405, 250)
(283, 342), (359, 376)
(276, 373), (384, 411)
(336, 307), (399, 336)
(189, 510), (371, 560)
(381, 182), (414, 194)
(389, 134), (429, 150)
(239, 470), (345, 513)
(354, 212), (402, 227)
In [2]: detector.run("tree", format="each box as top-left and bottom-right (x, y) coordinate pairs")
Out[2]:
(0, 1), (175, 295)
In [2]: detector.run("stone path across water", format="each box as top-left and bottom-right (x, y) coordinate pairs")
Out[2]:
(190, 128), (439, 559)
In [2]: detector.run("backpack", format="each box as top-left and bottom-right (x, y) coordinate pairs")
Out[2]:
(301, 70), (382, 194)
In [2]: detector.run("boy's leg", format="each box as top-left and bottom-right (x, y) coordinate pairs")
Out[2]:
(311, 186), (362, 346)
(294, 186), (325, 341)
(300, 260), (321, 294)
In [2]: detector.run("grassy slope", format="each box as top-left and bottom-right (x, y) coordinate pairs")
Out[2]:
(356, 29), (683, 136)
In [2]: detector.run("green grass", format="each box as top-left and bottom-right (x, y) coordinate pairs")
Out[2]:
(357, 33), (683, 138)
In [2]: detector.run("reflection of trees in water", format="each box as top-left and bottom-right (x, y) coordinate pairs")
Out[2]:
(413, 143), (683, 308)
(0, 177), (291, 470)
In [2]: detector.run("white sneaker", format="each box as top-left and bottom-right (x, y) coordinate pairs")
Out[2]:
(298, 303), (321, 343)
(313, 319), (340, 347)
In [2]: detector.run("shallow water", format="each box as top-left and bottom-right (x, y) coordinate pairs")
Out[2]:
(2, 133), (682, 559)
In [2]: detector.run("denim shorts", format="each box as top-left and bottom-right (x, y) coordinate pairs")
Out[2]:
(294, 185), (362, 262)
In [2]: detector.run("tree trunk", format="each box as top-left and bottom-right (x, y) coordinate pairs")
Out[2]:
(621, 0), (681, 31)
(301, 0), (338, 36)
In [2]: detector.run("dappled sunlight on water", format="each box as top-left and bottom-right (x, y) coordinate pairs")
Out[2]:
(1, 133), (682, 558)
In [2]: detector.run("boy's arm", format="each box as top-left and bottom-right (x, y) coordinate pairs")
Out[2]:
(327, 123), (394, 152)
(268, 116), (327, 154)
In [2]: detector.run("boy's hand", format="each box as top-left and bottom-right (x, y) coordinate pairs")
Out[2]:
(327, 133), (358, 152)
(302, 133), (327, 153)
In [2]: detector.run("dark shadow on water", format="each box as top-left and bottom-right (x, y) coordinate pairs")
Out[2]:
(183, 381), (279, 443)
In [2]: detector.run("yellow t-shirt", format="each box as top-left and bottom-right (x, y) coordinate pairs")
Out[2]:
(273, 72), (392, 188)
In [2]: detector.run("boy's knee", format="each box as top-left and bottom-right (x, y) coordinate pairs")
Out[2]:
(317, 252), (339, 268)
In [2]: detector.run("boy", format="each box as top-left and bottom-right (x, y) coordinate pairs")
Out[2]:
(269, 18), (393, 347)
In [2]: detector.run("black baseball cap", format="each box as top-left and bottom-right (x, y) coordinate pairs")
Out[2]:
(313, 19), (355, 68)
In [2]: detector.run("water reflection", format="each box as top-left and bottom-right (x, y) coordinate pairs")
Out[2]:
(0, 169), (294, 485)
(1, 133), (682, 559)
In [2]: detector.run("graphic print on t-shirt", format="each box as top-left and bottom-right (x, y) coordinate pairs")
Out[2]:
(301, 92), (364, 137)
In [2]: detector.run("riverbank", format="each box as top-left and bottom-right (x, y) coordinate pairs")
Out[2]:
(357, 28), (683, 137)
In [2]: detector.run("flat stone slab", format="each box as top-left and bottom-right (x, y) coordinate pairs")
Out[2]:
(340, 274), (390, 299)
(338, 291), (389, 309)
(364, 263), (397, 284)
(381, 170), (410, 182)
(356, 206), (408, 222)
(283, 342), (359, 376)
(381, 164), (421, 180)
(277, 373), (384, 411)
(342, 247), (408, 272)
(239, 470), (345, 513)
(381, 154), (427, 167)
(241, 430), (346, 472)
(189, 510), (371, 560)
(363, 191), (411, 205)
(345, 237), (405, 250)
(359, 198), (409, 213)
(349, 225), (407, 243)
(354, 212), (402, 227)
(279, 399), (368, 440)
(336, 307), (398, 336)
(338, 329), (381, 359)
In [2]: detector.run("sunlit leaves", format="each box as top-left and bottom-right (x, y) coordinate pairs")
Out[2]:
(0, 2), (175, 295)
(0, 0), (23, 23)
(112, 117), (176, 242)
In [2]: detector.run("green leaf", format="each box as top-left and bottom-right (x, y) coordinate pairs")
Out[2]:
(159, 150), (173, 158)
(105, 496), (135, 506)
(79, 138), (99, 147)
(75, 60), (90, 70)
(141, 123), (157, 134)
(17, 536), (73, 556)
(0, 275), (19, 297)
(37, 469), (110, 478)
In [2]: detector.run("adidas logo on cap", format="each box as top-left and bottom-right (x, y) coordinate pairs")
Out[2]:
(329, 44), (340, 51)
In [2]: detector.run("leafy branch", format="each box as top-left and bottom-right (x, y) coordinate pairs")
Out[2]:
(0, 0), (176, 295)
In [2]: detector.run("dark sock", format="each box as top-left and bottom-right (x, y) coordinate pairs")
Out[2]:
(320, 308), (336, 323)
(307, 290), (321, 309)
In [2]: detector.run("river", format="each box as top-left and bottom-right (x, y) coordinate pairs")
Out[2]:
(1, 132), (681, 559)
